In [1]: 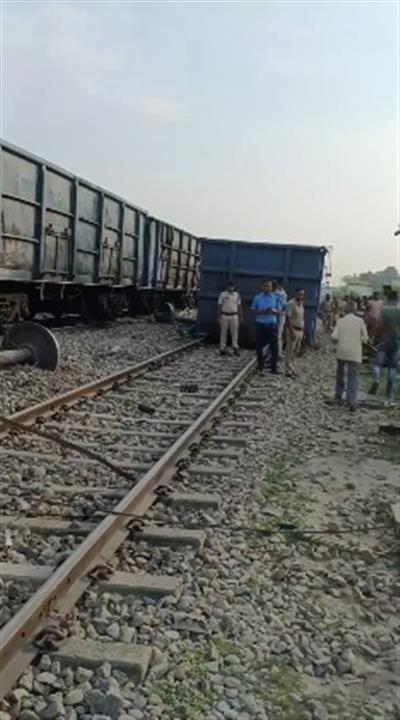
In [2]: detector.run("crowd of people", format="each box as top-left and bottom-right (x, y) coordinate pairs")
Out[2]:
(320, 291), (387, 340)
(217, 282), (400, 408)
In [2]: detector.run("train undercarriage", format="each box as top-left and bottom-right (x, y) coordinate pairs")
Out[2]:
(0, 282), (195, 329)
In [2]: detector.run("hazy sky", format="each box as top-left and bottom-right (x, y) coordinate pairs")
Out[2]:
(2, 0), (399, 282)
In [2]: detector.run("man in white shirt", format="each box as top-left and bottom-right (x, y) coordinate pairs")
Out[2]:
(331, 301), (368, 411)
(217, 282), (242, 356)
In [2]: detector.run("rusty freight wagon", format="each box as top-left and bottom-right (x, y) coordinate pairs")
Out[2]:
(0, 141), (200, 323)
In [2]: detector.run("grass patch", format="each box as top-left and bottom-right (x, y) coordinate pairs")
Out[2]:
(152, 644), (215, 720)
(213, 637), (309, 719)
(254, 459), (317, 547)
(154, 635), (312, 720)
(212, 635), (245, 659)
(256, 660), (309, 720)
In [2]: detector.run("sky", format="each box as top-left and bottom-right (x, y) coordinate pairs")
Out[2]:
(1, 0), (399, 283)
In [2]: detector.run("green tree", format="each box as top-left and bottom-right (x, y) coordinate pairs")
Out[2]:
(342, 266), (399, 289)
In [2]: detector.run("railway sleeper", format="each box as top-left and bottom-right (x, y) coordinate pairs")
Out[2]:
(53, 638), (153, 685)
(0, 563), (182, 599)
(31, 440), (242, 460)
(1, 517), (206, 548)
(0, 449), (233, 476)
(46, 422), (179, 440)
(45, 422), (248, 446)
(67, 410), (194, 425)
(131, 525), (206, 548)
(4, 482), (221, 511)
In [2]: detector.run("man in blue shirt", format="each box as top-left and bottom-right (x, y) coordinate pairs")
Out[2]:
(251, 279), (281, 373)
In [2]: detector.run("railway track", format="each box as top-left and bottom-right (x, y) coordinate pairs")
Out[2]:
(0, 340), (259, 709)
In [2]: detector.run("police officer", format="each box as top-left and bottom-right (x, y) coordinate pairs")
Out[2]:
(218, 281), (242, 355)
(272, 279), (287, 358)
(285, 288), (305, 377)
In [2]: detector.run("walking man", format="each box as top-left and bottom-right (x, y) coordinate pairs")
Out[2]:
(285, 288), (305, 377)
(332, 301), (368, 411)
(251, 279), (280, 373)
(369, 290), (400, 400)
(218, 281), (242, 356)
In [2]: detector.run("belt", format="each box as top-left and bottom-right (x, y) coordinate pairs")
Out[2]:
(222, 312), (238, 316)
(292, 325), (304, 331)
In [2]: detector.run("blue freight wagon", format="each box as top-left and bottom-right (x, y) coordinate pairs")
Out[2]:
(0, 141), (200, 322)
(197, 238), (327, 344)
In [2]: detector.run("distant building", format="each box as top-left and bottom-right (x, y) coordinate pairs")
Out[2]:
(345, 282), (373, 297)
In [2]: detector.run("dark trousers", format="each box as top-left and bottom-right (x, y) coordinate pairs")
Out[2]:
(255, 323), (278, 372)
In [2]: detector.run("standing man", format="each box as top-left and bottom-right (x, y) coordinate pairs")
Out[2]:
(365, 291), (383, 341)
(251, 279), (280, 373)
(218, 281), (242, 356)
(331, 301), (368, 411)
(321, 294), (333, 332)
(338, 295), (348, 318)
(285, 288), (305, 377)
(369, 290), (400, 400)
(273, 280), (287, 358)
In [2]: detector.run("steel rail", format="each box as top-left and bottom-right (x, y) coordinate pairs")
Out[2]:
(0, 339), (200, 433)
(0, 353), (256, 697)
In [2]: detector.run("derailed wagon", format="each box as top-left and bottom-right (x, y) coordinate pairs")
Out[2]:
(197, 237), (327, 344)
(0, 141), (199, 322)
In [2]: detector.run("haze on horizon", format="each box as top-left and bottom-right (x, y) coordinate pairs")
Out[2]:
(2, 1), (399, 283)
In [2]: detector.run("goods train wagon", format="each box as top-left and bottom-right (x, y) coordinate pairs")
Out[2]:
(197, 238), (327, 343)
(0, 141), (200, 323)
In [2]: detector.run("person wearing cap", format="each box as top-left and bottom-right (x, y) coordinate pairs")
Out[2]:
(285, 288), (305, 377)
(331, 300), (369, 411)
(217, 281), (242, 356)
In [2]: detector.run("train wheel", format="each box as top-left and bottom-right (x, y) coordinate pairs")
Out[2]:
(154, 302), (176, 323)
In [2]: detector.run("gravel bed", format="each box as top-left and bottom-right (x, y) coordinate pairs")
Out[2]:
(0, 578), (38, 629)
(2, 338), (399, 720)
(0, 318), (188, 416)
(0, 485), (123, 520)
(0, 528), (87, 567)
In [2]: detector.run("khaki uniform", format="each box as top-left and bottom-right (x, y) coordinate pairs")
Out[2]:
(322, 299), (333, 331)
(276, 289), (287, 357)
(285, 299), (304, 373)
(218, 291), (241, 350)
